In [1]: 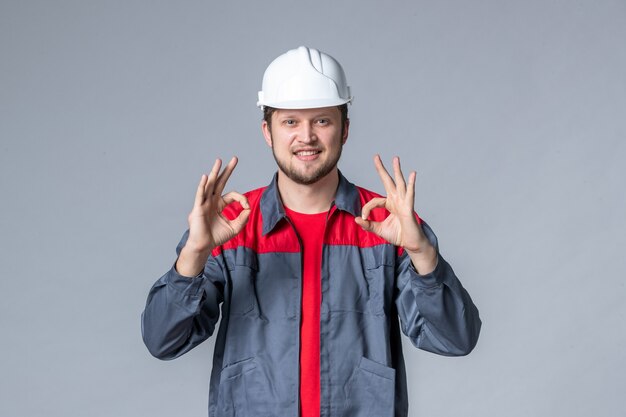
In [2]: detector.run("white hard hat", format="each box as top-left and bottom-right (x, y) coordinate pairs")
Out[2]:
(257, 46), (352, 110)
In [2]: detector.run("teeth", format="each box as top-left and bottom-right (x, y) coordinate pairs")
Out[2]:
(296, 150), (319, 156)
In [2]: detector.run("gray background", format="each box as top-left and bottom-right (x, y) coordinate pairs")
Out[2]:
(1, 0), (625, 416)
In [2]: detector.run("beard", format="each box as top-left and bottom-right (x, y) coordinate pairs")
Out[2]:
(271, 142), (343, 186)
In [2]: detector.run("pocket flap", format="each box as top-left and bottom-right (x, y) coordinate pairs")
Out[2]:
(359, 356), (395, 380)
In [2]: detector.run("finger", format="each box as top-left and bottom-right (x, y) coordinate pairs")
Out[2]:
(393, 156), (407, 195)
(221, 191), (251, 233)
(360, 197), (387, 220)
(407, 171), (416, 203)
(205, 159), (222, 196)
(214, 156), (238, 196)
(374, 155), (396, 194)
(194, 174), (208, 207)
(221, 191), (250, 210)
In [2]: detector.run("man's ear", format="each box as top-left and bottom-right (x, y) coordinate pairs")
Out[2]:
(261, 121), (272, 147)
(342, 118), (350, 145)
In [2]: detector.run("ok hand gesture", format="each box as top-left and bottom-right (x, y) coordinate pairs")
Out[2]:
(355, 155), (437, 274)
(177, 157), (250, 277)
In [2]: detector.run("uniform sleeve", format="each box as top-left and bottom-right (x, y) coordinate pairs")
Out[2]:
(141, 230), (225, 360)
(394, 221), (481, 356)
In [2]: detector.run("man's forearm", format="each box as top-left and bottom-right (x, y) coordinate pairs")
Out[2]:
(175, 243), (213, 277)
(406, 244), (438, 275)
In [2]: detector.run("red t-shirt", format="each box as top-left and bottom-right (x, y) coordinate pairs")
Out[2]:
(284, 206), (326, 417)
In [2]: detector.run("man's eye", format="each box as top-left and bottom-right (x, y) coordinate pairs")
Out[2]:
(284, 120), (296, 125)
(317, 119), (329, 125)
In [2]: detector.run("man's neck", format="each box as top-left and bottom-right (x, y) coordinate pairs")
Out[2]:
(277, 169), (339, 214)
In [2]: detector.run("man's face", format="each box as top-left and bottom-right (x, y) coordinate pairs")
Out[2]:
(262, 107), (349, 185)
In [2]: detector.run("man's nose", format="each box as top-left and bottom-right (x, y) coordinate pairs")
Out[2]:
(297, 122), (317, 143)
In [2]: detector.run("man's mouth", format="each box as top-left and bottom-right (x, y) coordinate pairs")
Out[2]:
(294, 150), (322, 156)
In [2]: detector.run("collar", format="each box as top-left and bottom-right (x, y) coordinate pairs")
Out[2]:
(260, 170), (361, 236)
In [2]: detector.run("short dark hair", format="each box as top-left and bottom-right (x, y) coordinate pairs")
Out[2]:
(263, 104), (349, 133)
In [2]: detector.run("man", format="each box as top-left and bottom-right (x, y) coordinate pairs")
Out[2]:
(142, 46), (481, 417)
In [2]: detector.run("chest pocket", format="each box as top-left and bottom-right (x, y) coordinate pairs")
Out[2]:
(362, 246), (396, 316)
(226, 249), (259, 316)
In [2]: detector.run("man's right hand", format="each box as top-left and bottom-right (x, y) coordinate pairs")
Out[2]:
(175, 157), (250, 277)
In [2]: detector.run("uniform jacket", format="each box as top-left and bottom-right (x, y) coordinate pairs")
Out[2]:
(141, 171), (481, 417)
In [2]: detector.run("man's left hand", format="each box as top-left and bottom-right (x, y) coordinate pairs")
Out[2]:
(355, 155), (438, 275)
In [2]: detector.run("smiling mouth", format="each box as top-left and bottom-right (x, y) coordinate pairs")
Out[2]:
(294, 150), (322, 156)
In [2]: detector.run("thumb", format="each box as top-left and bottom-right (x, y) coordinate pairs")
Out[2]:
(355, 217), (382, 235)
(229, 208), (251, 234)
(354, 216), (369, 230)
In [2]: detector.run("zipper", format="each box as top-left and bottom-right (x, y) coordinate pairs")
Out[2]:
(284, 216), (303, 417)
(319, 204), (335, 417)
